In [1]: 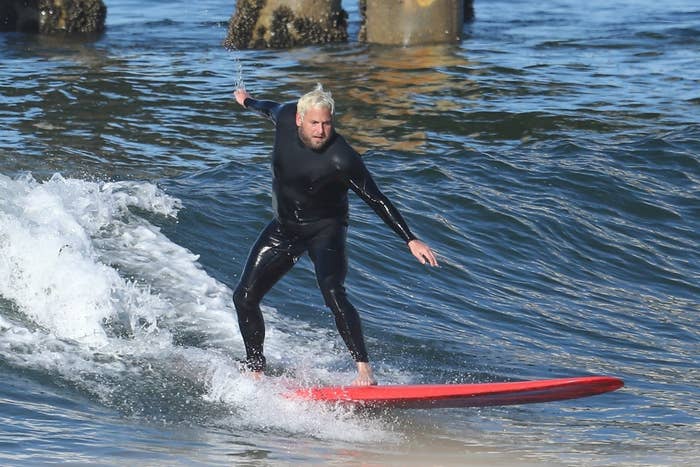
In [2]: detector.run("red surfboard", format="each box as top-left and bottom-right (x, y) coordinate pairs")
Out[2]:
(291, 376), (623, 409)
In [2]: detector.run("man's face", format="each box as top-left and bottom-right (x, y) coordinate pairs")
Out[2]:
(296, 106), (333, 150)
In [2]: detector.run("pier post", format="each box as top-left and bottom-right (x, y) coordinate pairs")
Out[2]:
(359, 0), (464, 46)
(223, 0), (347, 49)
(0, 0), (106, 33)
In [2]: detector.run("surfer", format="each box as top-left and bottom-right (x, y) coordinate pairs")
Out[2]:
(232, 83), (438, 386)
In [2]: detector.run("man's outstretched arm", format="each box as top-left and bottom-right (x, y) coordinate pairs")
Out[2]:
(347, 156), (438, 267)
(234, 88), (283, 123)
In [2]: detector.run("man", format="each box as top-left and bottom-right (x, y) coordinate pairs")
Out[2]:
(233, 83), (437, 386)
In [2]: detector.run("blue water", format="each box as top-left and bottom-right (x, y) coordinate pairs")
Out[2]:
(1, 0), (698, 465)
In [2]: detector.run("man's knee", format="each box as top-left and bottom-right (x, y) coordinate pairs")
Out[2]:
(320, 284), (347, 308)
(233, 285), (257, 315)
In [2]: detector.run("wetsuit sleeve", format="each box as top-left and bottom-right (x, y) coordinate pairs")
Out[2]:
(243, 97), (284, 125)
(346, 156), (417, 244)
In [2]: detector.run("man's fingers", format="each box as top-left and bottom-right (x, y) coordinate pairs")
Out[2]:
(423, 249), (438, 267)
(423, 247), (438, 267)
(409, 240), (438, 267)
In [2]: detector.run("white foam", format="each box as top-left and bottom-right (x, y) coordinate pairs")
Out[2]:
(204, 358), (396, 443)
(0, 173), (395, 442)
(2, 175), (117, 344)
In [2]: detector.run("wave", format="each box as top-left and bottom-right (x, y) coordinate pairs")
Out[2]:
(0, 173), (393, 441)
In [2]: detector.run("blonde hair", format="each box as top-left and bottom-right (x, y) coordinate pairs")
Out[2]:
(297, 83), (334, 121)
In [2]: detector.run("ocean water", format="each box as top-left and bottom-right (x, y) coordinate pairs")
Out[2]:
(1, 0), (698, 465)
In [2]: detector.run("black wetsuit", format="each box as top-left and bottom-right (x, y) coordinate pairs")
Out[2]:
(233, 98), (416, 371)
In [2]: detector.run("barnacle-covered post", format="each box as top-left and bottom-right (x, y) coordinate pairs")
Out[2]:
(0, 0), (106, 33)
(223, 0), (347, 49)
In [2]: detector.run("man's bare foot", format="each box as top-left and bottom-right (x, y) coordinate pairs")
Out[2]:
(238, 360), (264, 381)
(352, 362), (377, 386)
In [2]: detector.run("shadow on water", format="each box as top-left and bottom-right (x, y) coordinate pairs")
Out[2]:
(242, 43), (474, 153)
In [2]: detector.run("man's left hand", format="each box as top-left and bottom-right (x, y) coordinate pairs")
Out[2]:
(408, 239), (438, 267)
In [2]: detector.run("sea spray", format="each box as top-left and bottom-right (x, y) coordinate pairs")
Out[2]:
(231, 47), (246, 92)
(204, 361), (397, 443)
(0, 173), (394, 441)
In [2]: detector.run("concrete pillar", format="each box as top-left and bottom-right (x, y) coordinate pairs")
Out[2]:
(223, 0), (347, 49)
(360, 0), (464, 46)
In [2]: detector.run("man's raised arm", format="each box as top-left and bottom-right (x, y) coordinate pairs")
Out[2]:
(234, 88), (283, 124)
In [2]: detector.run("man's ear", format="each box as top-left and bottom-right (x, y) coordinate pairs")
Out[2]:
(295, 113), (302, 126)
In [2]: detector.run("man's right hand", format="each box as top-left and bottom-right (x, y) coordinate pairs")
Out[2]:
(234, 88), (251, 107)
